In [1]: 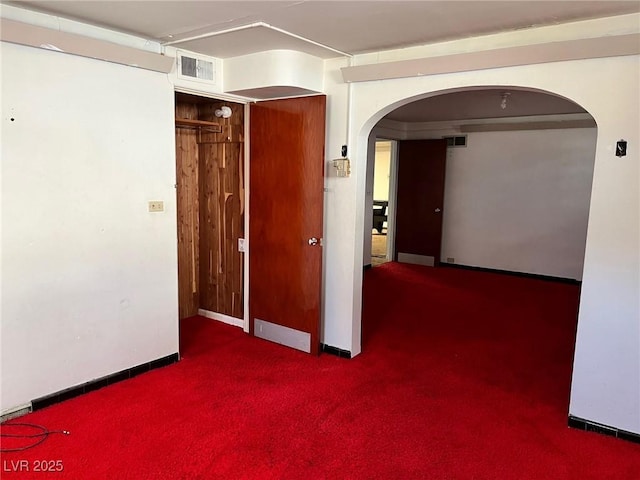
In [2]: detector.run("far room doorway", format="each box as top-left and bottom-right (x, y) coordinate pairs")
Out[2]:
(371, 140), (393, 267)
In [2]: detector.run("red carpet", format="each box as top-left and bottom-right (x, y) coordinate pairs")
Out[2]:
(2, 263), (639, 479)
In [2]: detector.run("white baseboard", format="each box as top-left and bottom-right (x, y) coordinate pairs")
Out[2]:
(198, 309), (244, 328)
(397, 252), (435, 267)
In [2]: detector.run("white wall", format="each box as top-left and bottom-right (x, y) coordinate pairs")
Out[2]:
(1, 42), (178, 411)
(441, 128), (596, 280)
(322, 54), (639, 434)
(322, 56), (359, 352)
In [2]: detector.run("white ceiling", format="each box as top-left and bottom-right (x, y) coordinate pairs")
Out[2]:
(6, 1), (640, 58)
(384, 89), (587, 123)
(4, 1), (634, 121)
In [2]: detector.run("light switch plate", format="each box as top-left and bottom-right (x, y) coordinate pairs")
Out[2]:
(148, 201), (164, 212)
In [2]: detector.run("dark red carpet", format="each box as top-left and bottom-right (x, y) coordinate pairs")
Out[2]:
(2, 263), (639, 479)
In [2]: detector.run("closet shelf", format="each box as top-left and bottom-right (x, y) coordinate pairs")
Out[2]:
(175, 118), (222, 133)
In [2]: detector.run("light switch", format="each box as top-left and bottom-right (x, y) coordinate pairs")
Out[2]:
(148, 201), (164, 212)
(616, 140), (627, 157)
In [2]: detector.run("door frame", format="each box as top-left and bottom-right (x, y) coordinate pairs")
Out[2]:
(174, 87), (251, 333)
(368, 138), (398, 264)
(385, 139), (399, 262)
(174, 89), (326, 337)
(394, 139), (448, 266)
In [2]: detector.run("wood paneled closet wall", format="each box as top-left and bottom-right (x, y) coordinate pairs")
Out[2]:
(175, 92), (244, 320)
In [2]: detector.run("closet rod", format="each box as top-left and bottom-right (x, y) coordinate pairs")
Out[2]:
(175, 118), (222, 133)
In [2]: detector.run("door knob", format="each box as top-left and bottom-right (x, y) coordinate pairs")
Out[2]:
(308, 237), (319, 246)
(435, 208), (441, 213)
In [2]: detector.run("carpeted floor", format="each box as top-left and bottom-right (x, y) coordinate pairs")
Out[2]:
(371, 232), (388, 266)
(2, 263), (639, 479)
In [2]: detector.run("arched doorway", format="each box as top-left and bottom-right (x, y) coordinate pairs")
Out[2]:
(349, 85), (601, 351)
(357, 86), (598, 420)
(361, 87), (596, 279)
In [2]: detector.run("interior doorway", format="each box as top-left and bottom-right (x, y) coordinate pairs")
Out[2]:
(395, 139), (447, 267)
(363, 88), (596, 278)
(174, 92), (246, 326)
(360, 86), (597, 422)
(371, 140), (392, 266)
(175, 92), (326, 354)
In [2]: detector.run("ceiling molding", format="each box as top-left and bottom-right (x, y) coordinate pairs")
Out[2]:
(460, 119), (596, 133)
(341, 33), (640, 83)
(406, 113), (594, 131)
(0, 18), (174, 73)
(377, 113), (596, 137)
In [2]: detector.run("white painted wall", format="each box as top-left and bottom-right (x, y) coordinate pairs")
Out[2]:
(322, 54), (639, 434)
(1, 42), (178, 411)
(322, 56), (359, 353)
(440, 128), (596, 280)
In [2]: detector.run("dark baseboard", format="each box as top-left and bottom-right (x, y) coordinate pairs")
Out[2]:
(568, 415), (640, 444)
(321, 344), (352, 359)
(31, 353), (179, 411)
(363, 264), (372, 271)
(442, 263), (581, 285)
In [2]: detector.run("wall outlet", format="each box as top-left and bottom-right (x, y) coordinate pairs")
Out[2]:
(148, 201), (164, 212)
(446, 257), (455, 263)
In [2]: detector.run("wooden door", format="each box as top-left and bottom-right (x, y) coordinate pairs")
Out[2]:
(249, 96), (326, 355)
(395, 139), (448, 266)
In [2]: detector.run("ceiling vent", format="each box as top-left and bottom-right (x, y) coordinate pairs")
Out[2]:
(177, 52), (215, 83)
(443, 135), (467, 148)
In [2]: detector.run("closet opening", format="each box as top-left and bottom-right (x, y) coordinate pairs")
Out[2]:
(175, 92), (245, 326)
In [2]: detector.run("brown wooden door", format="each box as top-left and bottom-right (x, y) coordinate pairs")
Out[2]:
(249, 96), (326, 355)
(395, 139), (448, 265)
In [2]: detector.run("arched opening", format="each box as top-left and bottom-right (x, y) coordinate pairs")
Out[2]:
(358, 86), (597, 415)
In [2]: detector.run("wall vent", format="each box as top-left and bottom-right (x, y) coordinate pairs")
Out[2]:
(443, 135), (467, 148)
(177, 52), (215, 83)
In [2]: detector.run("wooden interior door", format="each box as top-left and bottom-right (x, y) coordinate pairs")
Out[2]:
(395, 139), (448, 265)
(249, 96), (326, 355)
